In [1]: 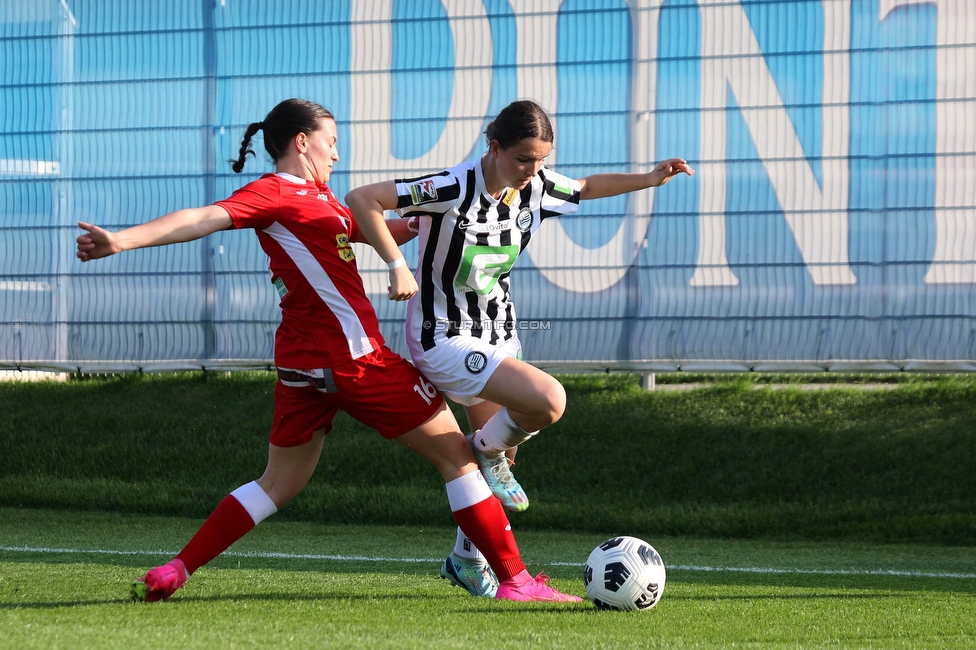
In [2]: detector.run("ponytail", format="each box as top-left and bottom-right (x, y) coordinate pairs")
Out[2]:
(231, 121), (263, 173)
(229, 99), (335, 173)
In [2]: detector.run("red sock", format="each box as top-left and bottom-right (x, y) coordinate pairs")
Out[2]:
(452, 496), (526, 582)
(175, 495), (256, 574)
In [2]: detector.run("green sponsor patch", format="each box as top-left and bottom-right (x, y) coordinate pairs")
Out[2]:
(455, 245), (519, 295)
(548, 170), (574, 195)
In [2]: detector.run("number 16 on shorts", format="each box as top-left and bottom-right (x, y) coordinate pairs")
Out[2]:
(413, 376), (438, 405)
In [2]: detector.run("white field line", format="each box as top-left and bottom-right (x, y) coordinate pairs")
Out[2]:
(1, 545), (974, 580)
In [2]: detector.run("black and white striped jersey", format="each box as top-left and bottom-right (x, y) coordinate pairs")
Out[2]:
(395, 157), (581, 352)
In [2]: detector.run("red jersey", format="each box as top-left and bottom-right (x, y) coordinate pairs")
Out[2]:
(216, 172), (384, 368)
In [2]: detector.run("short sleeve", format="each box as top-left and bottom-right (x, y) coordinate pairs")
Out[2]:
(215, 176), (280, 230)
(394, 171), (462, 216)
(538, 167), (582, 221)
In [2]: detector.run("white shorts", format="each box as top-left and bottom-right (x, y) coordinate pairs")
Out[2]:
(409, 335), (522, 406)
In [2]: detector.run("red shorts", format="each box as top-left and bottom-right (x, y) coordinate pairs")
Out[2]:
(269, 346), (444, 447)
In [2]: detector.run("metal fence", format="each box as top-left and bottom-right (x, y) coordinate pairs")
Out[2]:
(3, 0), (975, 373)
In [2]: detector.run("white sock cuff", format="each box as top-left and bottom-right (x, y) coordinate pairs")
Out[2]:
(504, 406), (539, 439)
(477, 407), (536, 451)
(230, 481), (278, 524)
(445, 470), (492, 511)
(498, 406), (526, 433)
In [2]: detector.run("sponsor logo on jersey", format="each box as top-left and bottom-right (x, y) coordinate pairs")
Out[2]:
(273, 276), (288, 299)
(457, 219), (510, 234)
(336, 233), (355, 262)
(296, 190), (309, 195)
(408, 179), (438, 205)
(516, 207), (533, 232)
(464, 351), (488, 374)
(501, 188), (520, 206)
(317, 193), (330, 202)
(455, 245), (520, 295)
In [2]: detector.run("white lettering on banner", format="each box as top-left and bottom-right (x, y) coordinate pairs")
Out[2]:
(346, 1), (973, 295)
(523, 0), (667, 293)
(349, 0), (494, 294)
(693, 0), (855, 287)
(879, 1), (976, 284)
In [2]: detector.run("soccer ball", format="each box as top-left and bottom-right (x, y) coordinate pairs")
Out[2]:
(583, 536), (666, 611)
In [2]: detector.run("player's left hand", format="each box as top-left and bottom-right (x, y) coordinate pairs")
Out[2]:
(650, 158), (695, 186)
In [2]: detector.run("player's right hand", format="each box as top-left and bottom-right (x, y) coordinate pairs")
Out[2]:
(76, 221), (120, 261)
(388, 264), (418, 302)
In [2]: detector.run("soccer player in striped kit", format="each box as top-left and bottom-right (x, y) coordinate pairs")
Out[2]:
(76, 98), (581, 603)
(347, 99), (693, 597)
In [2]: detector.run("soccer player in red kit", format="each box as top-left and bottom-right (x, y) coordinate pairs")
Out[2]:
(76, 98), (581, 603)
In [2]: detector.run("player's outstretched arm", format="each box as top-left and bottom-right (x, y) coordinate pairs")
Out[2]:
(578, 158), (694, 200)
(345, 182), (418, 302)
(76, 205), (233, 262)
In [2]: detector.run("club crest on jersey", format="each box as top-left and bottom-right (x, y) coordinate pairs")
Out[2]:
(408, 179), (438, 205)
(516, 207), (533, 232)
(464, 351), (488, 374)
(336, 233), (355, 262)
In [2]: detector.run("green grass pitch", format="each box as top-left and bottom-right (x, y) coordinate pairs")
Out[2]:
(1, 508), (974, 649)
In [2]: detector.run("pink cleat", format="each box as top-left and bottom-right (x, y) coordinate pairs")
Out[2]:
(496, 571), (583, 603)
(131, 559), (188, 602)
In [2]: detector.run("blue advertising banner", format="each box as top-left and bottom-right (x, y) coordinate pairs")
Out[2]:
(2, 0), (974, 372)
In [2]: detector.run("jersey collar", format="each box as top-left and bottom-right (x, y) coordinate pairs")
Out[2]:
(476, 154), (501, 206)
(276, 171), (308, 185)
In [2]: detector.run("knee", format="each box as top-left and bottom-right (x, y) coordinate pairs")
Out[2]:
(256, 473), (304, 509)
(395, 417), (476, 482)
(548, 380), (567, 424)
(436, 431), (478, 478)
(532, 378), (566, 428)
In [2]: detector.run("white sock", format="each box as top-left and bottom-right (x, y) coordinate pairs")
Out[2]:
(471, 407), (538, 455)
(452, 527), (485, 561)
(230, 481), (278, 525)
